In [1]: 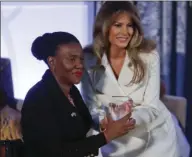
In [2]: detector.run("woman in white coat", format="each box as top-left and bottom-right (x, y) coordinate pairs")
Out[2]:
(81, 1), (180, 157)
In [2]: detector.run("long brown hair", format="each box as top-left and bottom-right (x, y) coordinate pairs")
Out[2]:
(93, 1), (156, 84)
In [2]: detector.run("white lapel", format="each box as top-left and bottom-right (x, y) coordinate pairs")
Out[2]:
(85, 52), (146, 97)
(117, 52), (146, 96)
(85, 53), (124, 96)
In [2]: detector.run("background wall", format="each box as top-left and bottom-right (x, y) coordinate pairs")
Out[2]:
(1, 2), (94, 99)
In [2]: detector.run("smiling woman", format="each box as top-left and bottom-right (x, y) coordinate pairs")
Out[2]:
(82, 1), (180, 157)
(21, 31), (136, 157)
(109, 12), (134, 50)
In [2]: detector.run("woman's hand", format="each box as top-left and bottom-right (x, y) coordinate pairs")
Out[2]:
(101, 113), (136, 142)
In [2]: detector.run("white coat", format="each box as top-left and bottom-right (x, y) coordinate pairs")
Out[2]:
(81, 50), (180, 157)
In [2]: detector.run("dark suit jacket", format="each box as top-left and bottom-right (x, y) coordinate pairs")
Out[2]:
(21, 70), (106, 157)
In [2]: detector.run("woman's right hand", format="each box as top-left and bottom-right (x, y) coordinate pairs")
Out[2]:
(103, 113), (135, 142)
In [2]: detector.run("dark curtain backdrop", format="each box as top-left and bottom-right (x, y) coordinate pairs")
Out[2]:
(136, 1), (187, 97)
(94, 1), (192, 154)
(185, 2), (192, 156)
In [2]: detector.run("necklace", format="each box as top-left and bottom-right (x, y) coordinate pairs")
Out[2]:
(67, 94), (75, 107)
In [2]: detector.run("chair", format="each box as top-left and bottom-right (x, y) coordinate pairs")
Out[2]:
(161, 95), (187, 130)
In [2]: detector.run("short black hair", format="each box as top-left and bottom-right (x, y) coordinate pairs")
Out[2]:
(31, 31), (80, 63)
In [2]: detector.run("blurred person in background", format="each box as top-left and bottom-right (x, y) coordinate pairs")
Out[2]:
(0, 87), (23, 157)
(81, 1), (182, 157)
(21, 31), (135, 157)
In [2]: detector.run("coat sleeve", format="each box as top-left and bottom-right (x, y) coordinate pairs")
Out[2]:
(81, 70), (104, 127)
(131, 50), (169, 128)
(81, 51), (107, 129)
(21, 90), (106, 157)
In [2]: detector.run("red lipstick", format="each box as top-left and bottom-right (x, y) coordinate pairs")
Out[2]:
(74, 71), (83, 77)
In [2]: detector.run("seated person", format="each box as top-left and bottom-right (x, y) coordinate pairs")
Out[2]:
(0, 87), (23, 157)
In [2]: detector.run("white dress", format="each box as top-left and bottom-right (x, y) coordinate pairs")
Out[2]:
(81, 49), (184, 157)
